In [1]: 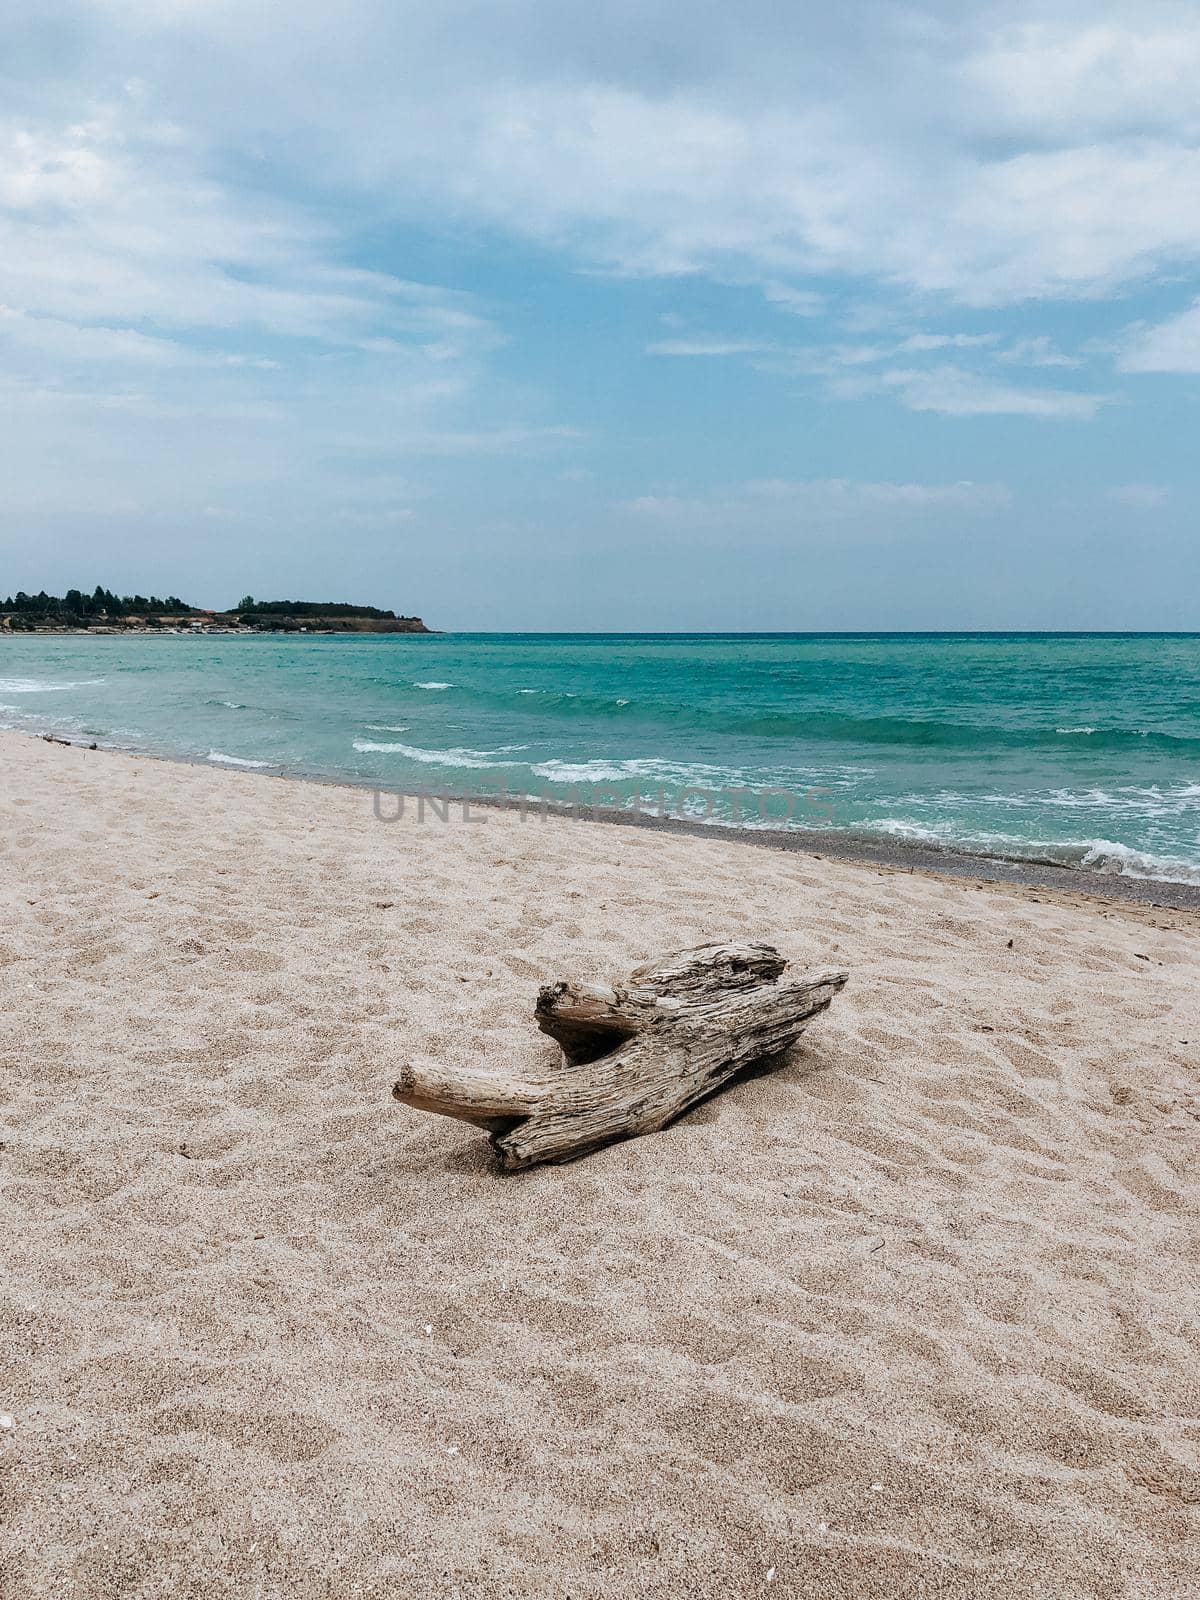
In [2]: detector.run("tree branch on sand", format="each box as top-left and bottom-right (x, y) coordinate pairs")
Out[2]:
(393, 942), (848, 1169)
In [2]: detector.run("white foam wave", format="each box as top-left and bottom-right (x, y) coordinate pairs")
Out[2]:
(929, 783), (1200, 819)
(1056, 726), (1097, 735)
(1078, 841), (1200, 885)
(413, 681), (452, 690)
(531, 756), (750, 786)
(1044, 785), (1200, 817)
(531, 758), (632, 783)
(0, 677), (106, 693)
(352, 740), (525, 768)
(869, 818), (1200, 884)
(364, 724), (410, 732)
(207, 750), (272, 768)
(2, 709), (85, 732)
(871, 817), (1023, 849)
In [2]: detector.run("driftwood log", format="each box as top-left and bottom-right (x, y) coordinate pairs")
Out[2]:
(392, 942), (847, 1170)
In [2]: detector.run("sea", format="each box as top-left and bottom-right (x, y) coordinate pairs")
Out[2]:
(2, 632), (1198, 886)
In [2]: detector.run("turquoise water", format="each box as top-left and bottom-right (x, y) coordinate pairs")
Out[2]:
(3, 632), (1198, 883)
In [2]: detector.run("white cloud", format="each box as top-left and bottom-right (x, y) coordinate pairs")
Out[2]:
(962, 23), (1200, 140)
(762, 283), (826, 317)
(942, 142), (1200, 305)
(894, 333), (999, 355)
(1107, 484), (1170, 508)
(860, 365), (1107, 420)
(640, 319), (1103, 418)
(628, 476), (1010, 524)
(1118, 300), (1200, 372)
(788, 343), (889, 373)
(375, 87), (1200, 307)
(0, 88), (574, 536)
(998, 336), (1080, 369)
(646, 337), (772, 357)
(768, 331), (1004, 379)
(0, 306), (195, 366)
(0, 107), (500, 355)
(16, 4), (1200, 312)
(381, 425), (585, 456)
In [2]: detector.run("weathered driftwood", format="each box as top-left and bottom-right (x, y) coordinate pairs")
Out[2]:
(392, 941), (847, 1170)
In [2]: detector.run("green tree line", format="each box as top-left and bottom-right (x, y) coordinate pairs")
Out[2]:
(2, 587), (195, 619)
(3, 589), (415, 622)
(234, 597), (410, 619)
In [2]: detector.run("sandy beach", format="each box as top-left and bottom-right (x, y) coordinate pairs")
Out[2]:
(3, 728), (1199, 1598)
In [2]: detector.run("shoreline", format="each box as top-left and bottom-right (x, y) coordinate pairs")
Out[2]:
(15, 725), (1200, 912)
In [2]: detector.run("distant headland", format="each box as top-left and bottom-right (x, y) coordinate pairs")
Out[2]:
(1, 587), (433, 635)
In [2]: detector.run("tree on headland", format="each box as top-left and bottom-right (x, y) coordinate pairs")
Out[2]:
(2, 589), (422, 626)
(233, 599), (401, 619)
(1, 588), (196, 621)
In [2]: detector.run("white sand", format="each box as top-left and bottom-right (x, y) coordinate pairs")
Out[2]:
(2, 730), (1199, 1597)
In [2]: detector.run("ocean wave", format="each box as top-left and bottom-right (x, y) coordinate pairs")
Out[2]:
(1077, 841), (1200, 884)
(531, 756), (752, 787)
(413, 681), (452, 690)
(364, 724), (410, 732)
(531, 758), (632, 783)
(438, 685), (634, 720)
(902, 782), (1200, 820)
(351, 746), (734, 784)
(352, 740), (526, 768)
(1045, 784), (1200, 817)
(408, 677), (1199, 753)
(0, 677), (106, 694)
(718, 712), (1200, 754)
(2, 708), (87, 732)
(870, 817), (1021, 850)
(207, 750), (272, 768)
(865, 818), (1200, 884)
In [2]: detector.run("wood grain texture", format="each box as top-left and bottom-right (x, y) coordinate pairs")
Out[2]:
(393, 942), (847, 1169)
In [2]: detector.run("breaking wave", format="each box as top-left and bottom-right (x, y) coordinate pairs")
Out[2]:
(0, 677), (106, 694)
(207, 750), (272, 768)
(352, 740), (527, 768)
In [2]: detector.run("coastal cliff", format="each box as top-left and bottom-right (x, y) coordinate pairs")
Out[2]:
(217, 613), (433, 633)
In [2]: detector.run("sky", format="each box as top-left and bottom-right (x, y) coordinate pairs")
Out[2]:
(2, 0), (1199, 630)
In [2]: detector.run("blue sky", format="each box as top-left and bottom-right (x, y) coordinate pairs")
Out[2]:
(2, 1), (1199, 629)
